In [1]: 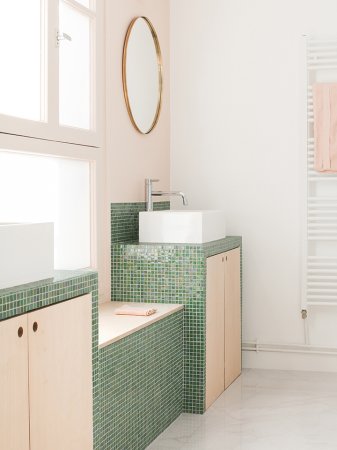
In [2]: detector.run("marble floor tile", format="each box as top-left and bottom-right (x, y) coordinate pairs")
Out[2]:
(148, 369), (337, 450)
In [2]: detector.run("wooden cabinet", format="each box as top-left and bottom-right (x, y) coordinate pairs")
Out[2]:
(0, 294), (93, 450)
(205, 253), (225, 409)
(205, 248), (241, 409)
(0, 314), (30, 450)
(224, 248), (241, 389)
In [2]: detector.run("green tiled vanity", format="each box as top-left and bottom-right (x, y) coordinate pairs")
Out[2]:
(111, 202), (242, 415)
(0, 270), (100, 450)
(1, 201), (241, 450)
(0, 266), (184, 450)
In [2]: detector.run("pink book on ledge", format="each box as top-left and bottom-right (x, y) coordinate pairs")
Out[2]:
(313, 83), (337, 173)
(115, 305), (157, 317)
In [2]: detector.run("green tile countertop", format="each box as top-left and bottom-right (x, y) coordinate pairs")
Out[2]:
(115, 236), (241, 252)
(201, 236), (242, 257)
(0, 269), (98, 321)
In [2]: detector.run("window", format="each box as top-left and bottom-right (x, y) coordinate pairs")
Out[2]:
(0, 0), (44, 122)
(0, 0), (101, 147)
(0, 2), (104, 294)
(59, 1), (92, 129)
(0, 151), (91, 270)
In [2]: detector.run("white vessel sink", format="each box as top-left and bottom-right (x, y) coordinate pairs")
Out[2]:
(139, 210), (226, 244)
(0, 223), (54, 290)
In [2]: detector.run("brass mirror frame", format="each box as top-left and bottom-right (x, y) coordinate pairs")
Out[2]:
(122, 16), (163, 135)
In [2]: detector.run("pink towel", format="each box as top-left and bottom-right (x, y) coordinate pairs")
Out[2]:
(313, 83), (337, 172)
(115, 305), (157, 317)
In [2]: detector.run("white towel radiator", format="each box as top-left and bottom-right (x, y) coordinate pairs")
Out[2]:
(301, 36), (337, 314)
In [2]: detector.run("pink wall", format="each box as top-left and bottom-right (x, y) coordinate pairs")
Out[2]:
(105, 0), (170, 203)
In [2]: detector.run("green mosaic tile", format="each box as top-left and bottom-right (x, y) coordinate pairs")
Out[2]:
(0, 270), (100, 450)
(110, 202), (242, 415)
(99, 311), (184, 450)
(111, 202), (170, 244)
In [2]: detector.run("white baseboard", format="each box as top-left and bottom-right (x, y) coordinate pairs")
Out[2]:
(243, 343), (337, 372)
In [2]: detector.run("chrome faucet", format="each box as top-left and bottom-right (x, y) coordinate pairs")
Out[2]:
(145, 179), (188, 211)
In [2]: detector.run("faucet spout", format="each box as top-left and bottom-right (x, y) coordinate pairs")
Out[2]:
(152, 191), (188, 206)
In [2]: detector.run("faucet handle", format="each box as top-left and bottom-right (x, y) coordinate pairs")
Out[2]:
(145, 179), (159, 212)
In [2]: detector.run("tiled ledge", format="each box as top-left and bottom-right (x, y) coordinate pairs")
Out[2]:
(99, 301), (184, 348)
(0, 269), (98, 321)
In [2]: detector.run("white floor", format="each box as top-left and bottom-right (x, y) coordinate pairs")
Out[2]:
(148, 369), (337, 450)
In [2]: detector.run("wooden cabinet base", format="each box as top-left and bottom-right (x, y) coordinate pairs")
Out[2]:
(224, 248), (242, 389)
(0, 315), (30, 450)
(205, 253), (225, 409)
(29, 294), (93, 450)
(205, 247), (241, 410)
(0, 294), (93, 450)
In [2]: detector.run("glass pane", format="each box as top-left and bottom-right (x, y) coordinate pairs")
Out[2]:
(59, 2), (91, 130)
(0, 151), (91, 270)
(0, 1), (42, 121)
(74, 0), (91, 8)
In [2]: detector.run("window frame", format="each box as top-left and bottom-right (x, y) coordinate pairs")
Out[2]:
(0, 0), (103, 148)
(0, 0), (108, 301)
(0, 131), (108, 282)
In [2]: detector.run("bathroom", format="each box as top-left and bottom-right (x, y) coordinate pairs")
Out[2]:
(1, 0), (337, 449)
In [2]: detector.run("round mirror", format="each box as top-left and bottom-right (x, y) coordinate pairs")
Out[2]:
(122, 17), (163, 134)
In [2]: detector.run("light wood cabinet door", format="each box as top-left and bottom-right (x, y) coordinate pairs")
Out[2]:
(205, 252), (225, 409)
(28, 294), (93, 450)
(224, 247), (241, 389)
(0, 314), (30, 450)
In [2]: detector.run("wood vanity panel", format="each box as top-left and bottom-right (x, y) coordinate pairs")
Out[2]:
(205, 252), (225, 409)
(224, 247), (242, 389)
(28, 294), (93, 450)
(0, 314), (30, 450)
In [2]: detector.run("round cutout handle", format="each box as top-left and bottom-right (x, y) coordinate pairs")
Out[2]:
(33, 322), (38, 333)
(18, 327), (23, 338)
